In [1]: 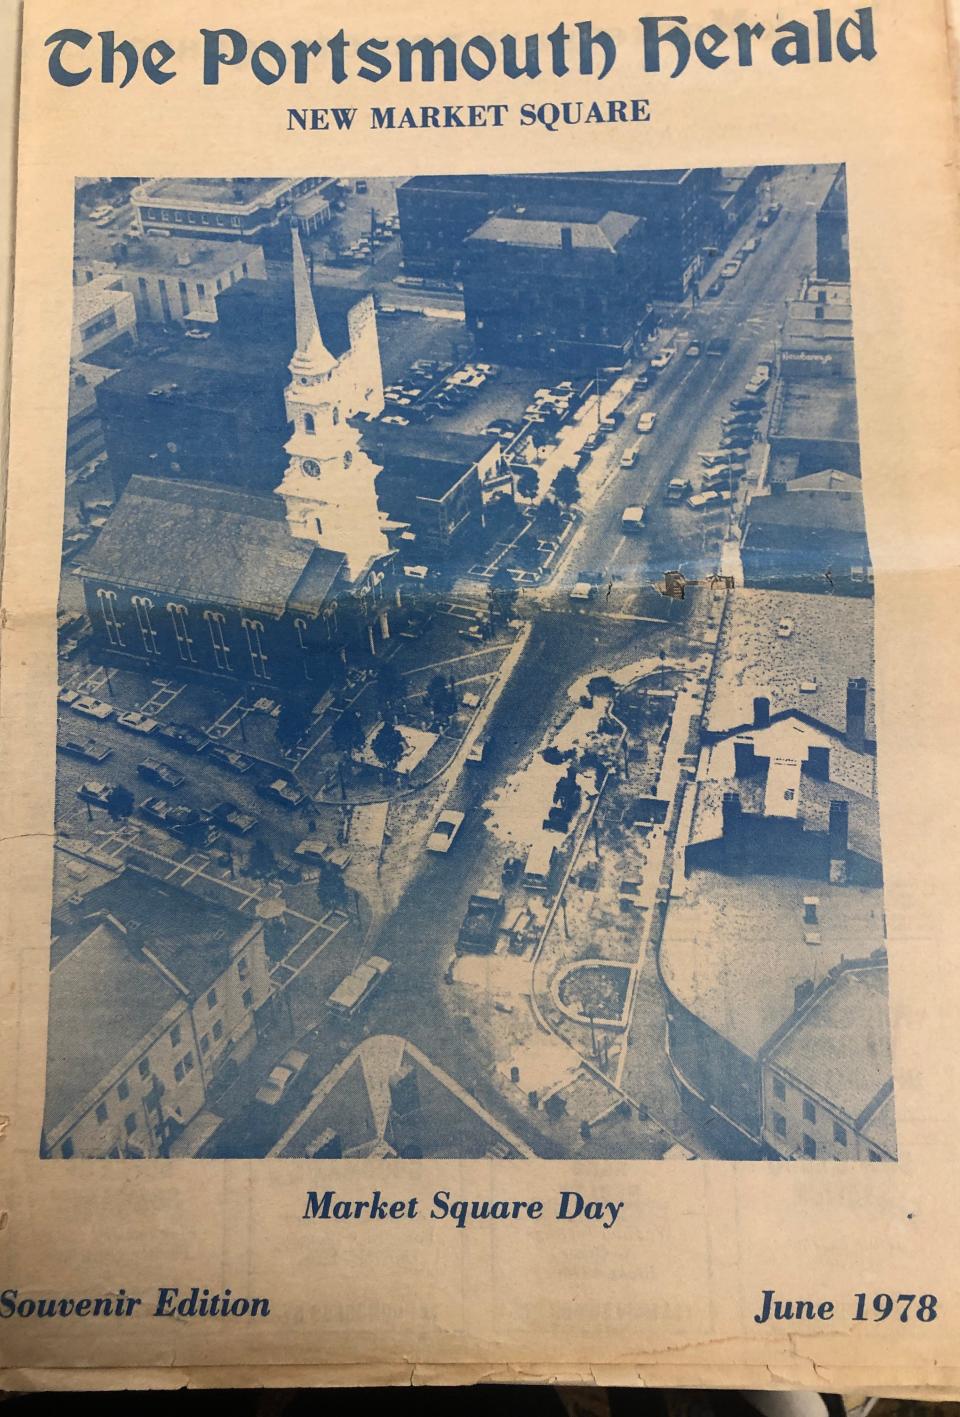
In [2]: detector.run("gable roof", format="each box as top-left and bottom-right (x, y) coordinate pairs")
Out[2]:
(74, 476), (345, 617)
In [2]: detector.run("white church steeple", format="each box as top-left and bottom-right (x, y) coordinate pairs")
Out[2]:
(275, 227), (389, 582)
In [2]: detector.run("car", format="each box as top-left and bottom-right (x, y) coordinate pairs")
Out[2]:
(742, 235), (761, 254)
(380, 415), (410, 427)
(328, 956), (392, 1016)
(664, 478), (693, 504)
(183, 329), (212, 341)
(484, 419), (518, 438)
(254, 1049), (311, 1107)
(731, 395), (766, 411)
(293, 837), (352, 870)
(620, 445), (641, 469)
(211, 801), (259, 835)
(155, 721), (207, 754)
(59, 738), (113, 764)
(58, 687), (81, 707)
(208, 745), (255, 774)
(744, 379), (767, 395)
(71, 695), (113, 721)
(758, 202), (782, 226)
(569, 581), (597, 603)
(465, 734), (493, 766)
(636, 411), (657, 434)
(427, 810), (465, 854)
(685, 342), (701, 357)
(258, 778), (307, 809)
(398, 609), (433, 640)
(116, 710), (159, 735)
(581, 431), (604, 452)
(58, 638), (81, 662)
(76, 781), (117, 808)
(136, 759), (185, 789)
(700, 451), (733, 467)
(721, 259), (742, 279)
(687, 491), (721, 510)
(706, 279), (725, 297)
(755, 362), (772, 380)
(649, 348), (675, 368)
(139, 795), (212, 836)
(720, 435), (753, 451)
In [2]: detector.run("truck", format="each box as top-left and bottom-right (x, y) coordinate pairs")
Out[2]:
(457, 892), (505, 953)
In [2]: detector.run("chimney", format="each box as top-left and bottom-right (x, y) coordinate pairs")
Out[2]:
(845, 677), (867, 750)
(794, 979), (815, 1012)
(560, 225), (573, 254)
(770, 479), (787, 497)
(753, 695), (771, 728)
(805, 744), (830, 780)
(803, 896), (819, 925)
(829, 799), (849, 884)
(734, 738), (757, 777)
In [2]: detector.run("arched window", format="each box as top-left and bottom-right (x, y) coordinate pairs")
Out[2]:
(343, 450), (352, 469)
(240, 617), (269, 679)
(96, 588), (124, 648)
(131, 596), (159, 656)
(332, 406), (340, 426)
(293, 617), (308, 651)
(204, 610), (232, 672)
(303, 412), (315, 435)
(165, 603), (196, 664)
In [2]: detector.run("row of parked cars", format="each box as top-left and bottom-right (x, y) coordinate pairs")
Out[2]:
(376, 358), (500, 429)
(678, 363), (771, 510)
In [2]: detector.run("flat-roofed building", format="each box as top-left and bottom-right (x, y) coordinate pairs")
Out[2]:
(43, 867), (270, 1160)
(363, 427), (497, 564)
(462, 206), (653, 370)
(816, 166), (850, 282)
(768, 376), (861, 474)
(131, 177), (336, 248)
(741, 474), (872, 596)
(74, 235), (266, 327)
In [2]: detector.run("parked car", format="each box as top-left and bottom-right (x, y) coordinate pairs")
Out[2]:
(685, 342), (701, 357)
(327, 956), (392, 1016)
(255, 1049), (311, 1107)
(211, 801), (259, 835)
(293, 837), (352, 870)
(208, 745), (254, 774)
(620, 444), (641, 468)
(731, 395), (766, 411)
(76, 781), (117, 808)
(71, 695), (113, 721)
(720, 434), (753, 451)
(636, 411), (657, 434)
(649, 348), (675, 369)
(721, 259), (742, 279)
(116, 710), (159, 735)
(137, 759), (185, 789)
(687, 491), (722, 510)
(706, 278), (725, 297)
(569, 580), (597, 603)
(427, 810), (465, 853)
(58, 737), (113, 764)
(139, 796), (213, 840)
(380, 414), (410, 427)
(258, 778), (306, 809)
(156, 721), (207, 753)
(466, 734), (493, 767)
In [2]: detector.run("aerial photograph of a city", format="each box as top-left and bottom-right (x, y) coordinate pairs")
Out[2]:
(43, 163), (894, 1163)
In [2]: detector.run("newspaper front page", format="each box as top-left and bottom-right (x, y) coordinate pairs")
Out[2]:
(1, 0), (959, 1391)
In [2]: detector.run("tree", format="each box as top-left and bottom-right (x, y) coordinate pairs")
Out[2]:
(277, 697), (313, 748)
(331, 707), (364, 758)
(488, 565), (517, 626)
(315, 858), (350, 914)
(552, 463), (581, 506)
(372, 721), (407, 775)
(427, 673), (457, 723)
(537, 497), (564, 538)
(248, 838), (277, 881)
(514, 465), (539, 501)
(105, 785), (135, 823)
(375, 660), (406, 717)
(554, 762), (582, 821)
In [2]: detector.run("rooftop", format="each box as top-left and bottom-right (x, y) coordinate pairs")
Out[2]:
(74, 475), (346, 616)
(744, 484), (866, 537)
(76, 234), (259, 279)
(703, 589), (875, 741)
(135, 177), (295, 209)
(272, 1034), (529, 1159)
(362, 425), (495, 468)
(767, 964), (894, 1141)
(769, 377), (860, 445)
(690, 720), (881, 863)
(466, 207), (640, 253)
(45, 922), (182, 1135)
(660, 866), (886, 1058)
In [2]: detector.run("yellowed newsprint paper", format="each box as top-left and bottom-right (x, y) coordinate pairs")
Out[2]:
(1, 0), (959, 1393)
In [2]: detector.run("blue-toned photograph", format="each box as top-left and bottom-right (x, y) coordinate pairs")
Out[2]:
(45, 165), (893, 1163)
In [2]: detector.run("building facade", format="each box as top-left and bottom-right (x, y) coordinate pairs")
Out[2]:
(74, 237), (266, 327)
(131, 177), (336, 247)
(43, 867), (271, 1160)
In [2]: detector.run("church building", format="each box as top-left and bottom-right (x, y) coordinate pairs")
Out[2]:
(74, 229), (399, 690)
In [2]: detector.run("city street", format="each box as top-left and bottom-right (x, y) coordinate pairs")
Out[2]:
(54, 165), (841, 1159)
